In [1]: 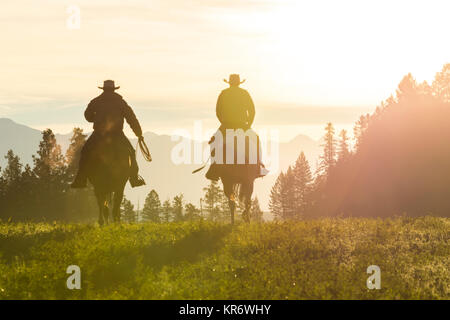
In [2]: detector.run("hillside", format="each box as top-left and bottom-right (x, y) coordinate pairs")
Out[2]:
(0, 118), (321, 210)
(0, 217), (448, 299)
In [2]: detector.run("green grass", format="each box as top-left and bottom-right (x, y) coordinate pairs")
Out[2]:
(0, 217), (448, 299)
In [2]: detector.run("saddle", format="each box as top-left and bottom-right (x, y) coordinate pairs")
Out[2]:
(207, 127), (267, 181)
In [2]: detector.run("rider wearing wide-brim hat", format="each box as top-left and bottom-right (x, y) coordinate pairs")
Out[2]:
(206, 74), (267, 181)
(216, 74), (254, 131)
(71, 80), (146, 188)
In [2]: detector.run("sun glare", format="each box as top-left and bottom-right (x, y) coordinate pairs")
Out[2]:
(219, 0), (450, 106)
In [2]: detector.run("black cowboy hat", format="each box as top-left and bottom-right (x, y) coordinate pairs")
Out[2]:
(223, 74), (246, 85)
(98, 80), (120, 90)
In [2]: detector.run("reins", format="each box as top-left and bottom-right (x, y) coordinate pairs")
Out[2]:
(192, 156), (210, 174)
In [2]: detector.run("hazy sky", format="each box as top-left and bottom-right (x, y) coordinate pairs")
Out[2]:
(0, 0), (449, 140)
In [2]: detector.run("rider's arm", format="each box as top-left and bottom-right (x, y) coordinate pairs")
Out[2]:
(246, 91), (255, 128)
(84, 100), (96, 122)
(122, 100), (143, 138)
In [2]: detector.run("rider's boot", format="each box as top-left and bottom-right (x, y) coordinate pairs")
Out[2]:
(129, 152), (146, 188)
(130, 174), (146, 188)
(257, 162), (269, 178)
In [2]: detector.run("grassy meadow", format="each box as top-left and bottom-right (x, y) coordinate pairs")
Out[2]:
(0, 217), (448, 300)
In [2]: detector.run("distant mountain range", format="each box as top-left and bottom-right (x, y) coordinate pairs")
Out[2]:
(0, 118), (321, 211)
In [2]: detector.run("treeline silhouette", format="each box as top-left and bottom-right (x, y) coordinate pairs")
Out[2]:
(270, 64), (450, 219)
(0, 128), (263, 222)
(0, 128), (97, 221)
(120, 182), (263, 223)
(2, 64), (449, 221)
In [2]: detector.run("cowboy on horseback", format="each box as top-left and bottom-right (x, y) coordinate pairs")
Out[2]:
(71, 80), (146, 188)
(202, 74), (268, 224)
(206, 74), (267, 181)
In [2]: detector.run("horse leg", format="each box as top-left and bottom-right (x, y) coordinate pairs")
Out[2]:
(103, 193), (111, 224)
(222, 178), (235, 225)
(240, 180), (254, 223)
(229, 199), (236, 225)
(112, 189), (124, 223)
(95, 191), (107, 226)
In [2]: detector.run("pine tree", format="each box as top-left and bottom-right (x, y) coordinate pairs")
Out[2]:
(337, 129), (350, 161)
(1, 150), (23, 219)
(19, 164), (37, 218)
(0, 166), (5, 215)
(121, 197), (136, 223)
(66, 127), (87, 178)
(2, 150), (22, 185)
(292, 152), (313, 218)
(319, 122), (336, 175)
(269, 168), (297, 220)
(172, 194), (184, 222)
(281, 166), (296, 219)
(353, 114), (370, 151)
(184, 203), (201, 221)
(141, 189), (161, 222)
(432, 63), (450, 102)
(203, 180), (222, 221)
(250, 197), (263, 222)
(396, 73), (418, 102)
(33, 129), (66, 179)
(32, 129), (68, 219)
(269, 172), (284, 219)
(161, 199), (172, 223)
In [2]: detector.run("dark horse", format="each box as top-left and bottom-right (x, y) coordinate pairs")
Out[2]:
(219, 165), (257, 225)
(208, 130), (262, 225)
(87, 134), (130, 225)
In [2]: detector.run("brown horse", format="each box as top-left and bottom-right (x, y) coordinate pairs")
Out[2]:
(207, 129), (262, 225)
(220, 165), (257, 225)
(86, 134), (130, 225)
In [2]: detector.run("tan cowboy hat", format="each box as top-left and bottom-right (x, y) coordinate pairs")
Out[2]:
(223, 74), (246, 85)
(98, 80), (120, 90)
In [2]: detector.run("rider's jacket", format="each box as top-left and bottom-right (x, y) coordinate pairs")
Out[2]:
(216, 86), (255, 130)
(84, 91), (142, 137)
